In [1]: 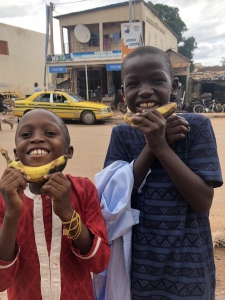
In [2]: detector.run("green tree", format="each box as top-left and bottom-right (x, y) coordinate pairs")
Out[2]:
(178, 37), (197, 60)
(150, 3), (187, 42)
(221, 57), (225, 66)
(147, 2), (197, 61)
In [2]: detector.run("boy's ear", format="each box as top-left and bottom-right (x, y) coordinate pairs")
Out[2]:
(13, 148), (20, 161)
(67, 146), (74, 159)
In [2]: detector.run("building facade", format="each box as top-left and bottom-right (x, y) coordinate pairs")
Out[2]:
(0, 23), (45, 96)
(47, 0), (190, 103)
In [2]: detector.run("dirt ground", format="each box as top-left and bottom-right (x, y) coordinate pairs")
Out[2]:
(0, 112), (225, 299)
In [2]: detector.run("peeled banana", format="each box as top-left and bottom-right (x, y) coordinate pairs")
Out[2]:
(124, 102), (177, 126)
(0, 147), (68, 182)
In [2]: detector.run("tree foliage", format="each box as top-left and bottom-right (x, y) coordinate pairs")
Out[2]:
(147, 2), (197, 61)
(178, 37), (197, 60)
(221, 57), (225, 66)
(152, 4), (187, 43)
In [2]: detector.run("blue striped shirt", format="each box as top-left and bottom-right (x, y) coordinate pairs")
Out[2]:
(104, 113), (223, 300)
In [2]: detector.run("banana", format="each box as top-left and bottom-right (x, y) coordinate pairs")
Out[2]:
(0, 147), (68, 182)
(124, 102), (178, 126)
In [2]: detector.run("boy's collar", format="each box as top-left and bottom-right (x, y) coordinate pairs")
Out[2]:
(24, 185), (51, 200)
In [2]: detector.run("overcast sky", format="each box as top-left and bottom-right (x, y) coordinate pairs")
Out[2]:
(0, 0), (224, 66)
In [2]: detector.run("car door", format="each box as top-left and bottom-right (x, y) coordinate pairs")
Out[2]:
(32, 93), (52, 111)
(51, 93), (75, 120)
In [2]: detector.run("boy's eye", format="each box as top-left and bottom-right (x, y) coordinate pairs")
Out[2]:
(153, 78), (165, 84)
(21, 132), (32, 138)
(126, 81), (139, 88)
(45, 131), (56, 136)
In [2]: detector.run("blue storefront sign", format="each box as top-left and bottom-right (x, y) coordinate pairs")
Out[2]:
(49, 66), (67, 73)
(106, 64), (122, 71)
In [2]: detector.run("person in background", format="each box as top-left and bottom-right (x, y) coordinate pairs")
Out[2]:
(0, 95), (13, 130)
(170, 77), (179, 102)
(95, 86), (102, 103)
(34, 82), (41, 92)
(119, 85), (125, 103)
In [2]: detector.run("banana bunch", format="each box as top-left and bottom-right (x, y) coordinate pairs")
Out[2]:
(0, 147), (68, 182)
(124, 102), (177, 126)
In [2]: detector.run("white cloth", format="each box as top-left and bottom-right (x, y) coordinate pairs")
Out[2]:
(93, 161), (140, 300)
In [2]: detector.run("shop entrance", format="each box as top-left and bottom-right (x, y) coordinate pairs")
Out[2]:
(77, 69), (101, 100)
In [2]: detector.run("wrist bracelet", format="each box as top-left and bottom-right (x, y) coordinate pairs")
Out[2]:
(62, 210), (82, 240)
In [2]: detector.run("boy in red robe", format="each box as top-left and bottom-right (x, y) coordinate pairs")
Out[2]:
(0, 109), (110, 300)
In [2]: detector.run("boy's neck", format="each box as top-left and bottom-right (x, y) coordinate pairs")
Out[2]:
(29, 182), (46, 195)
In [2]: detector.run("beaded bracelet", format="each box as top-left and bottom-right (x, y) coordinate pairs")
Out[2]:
(62, 210), (82, 240)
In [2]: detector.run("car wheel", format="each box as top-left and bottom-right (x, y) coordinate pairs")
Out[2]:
(81, 111), (96, 125)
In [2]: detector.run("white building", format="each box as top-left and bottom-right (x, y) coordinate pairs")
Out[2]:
(0, 23), (46, 96)
(46, 1), (192, 102)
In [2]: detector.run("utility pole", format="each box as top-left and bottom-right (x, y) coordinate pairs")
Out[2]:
(129, 0), (132, 23)
(49, 2), (56, 89)
(49, 2), (54, 56)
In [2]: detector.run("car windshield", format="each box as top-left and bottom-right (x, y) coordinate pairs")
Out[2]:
(67, 93), (86, 102)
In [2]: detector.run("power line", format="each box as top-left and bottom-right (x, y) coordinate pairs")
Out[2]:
(55, 0), (88, 5)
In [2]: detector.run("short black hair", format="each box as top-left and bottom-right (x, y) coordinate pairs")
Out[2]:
(16, 109), (70, 145)
(34, 82), (38, 87)
(122, 46), (174, 80)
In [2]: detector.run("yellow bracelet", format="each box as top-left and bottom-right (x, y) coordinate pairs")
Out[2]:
(68, 219), (82, 240)
(62, 210), (82, 240)
(61, 211), (79, 225)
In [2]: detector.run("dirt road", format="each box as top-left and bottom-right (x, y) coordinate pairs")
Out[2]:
(0, 112), (224, 299)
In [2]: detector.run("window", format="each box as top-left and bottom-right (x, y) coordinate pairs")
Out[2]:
(33, 94), (51, 103)
(53, 94), (67, 103)
(0, 41), (9, 55)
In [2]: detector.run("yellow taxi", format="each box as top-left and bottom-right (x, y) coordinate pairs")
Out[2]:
(13, 91), (113, 125)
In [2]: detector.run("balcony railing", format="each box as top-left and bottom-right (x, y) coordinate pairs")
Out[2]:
(64, 41), (121, 54)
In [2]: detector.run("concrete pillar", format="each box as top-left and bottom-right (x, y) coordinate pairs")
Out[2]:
(85, 64), (89, 101)
(99, 22), (103, 52)
(185, 67), (190, 102)
(60, 26), (65, 54)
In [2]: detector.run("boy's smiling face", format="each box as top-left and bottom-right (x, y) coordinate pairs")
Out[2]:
(14, 110), (73, 167)
(123, 53), (174, 114)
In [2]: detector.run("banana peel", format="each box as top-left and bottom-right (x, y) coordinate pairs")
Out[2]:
(124, 102), (177, 126)
(0, 147), (68, 182)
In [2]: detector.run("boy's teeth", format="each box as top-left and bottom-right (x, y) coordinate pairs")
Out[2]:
(30, 149), (48, 155)
(140, 103), (156, 109)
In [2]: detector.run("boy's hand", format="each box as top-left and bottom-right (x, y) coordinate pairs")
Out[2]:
(0, 168), (28, 217)
(166, 115), (190, 145)
(131, 109), (167, 153)
(41, 173), (73, 220)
